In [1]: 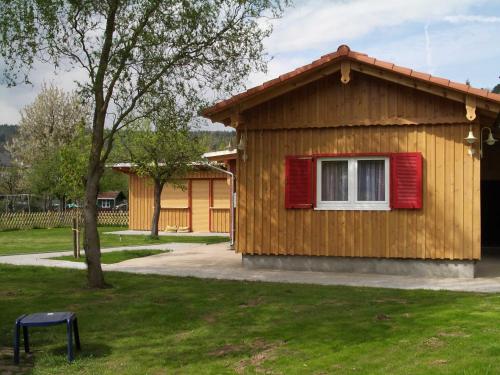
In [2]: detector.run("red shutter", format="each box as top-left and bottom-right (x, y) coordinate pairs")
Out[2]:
(390, 152), (423, 209)
(285, 156), (313, 209)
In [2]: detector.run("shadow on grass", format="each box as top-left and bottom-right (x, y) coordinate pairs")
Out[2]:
(1, 265), (499, 374)
(49, 342), (111, 359)
(0, 346), (33, 375)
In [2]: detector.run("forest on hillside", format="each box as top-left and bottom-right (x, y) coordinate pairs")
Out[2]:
(0, 125), (234, 157)
(1, 124), (235, 212)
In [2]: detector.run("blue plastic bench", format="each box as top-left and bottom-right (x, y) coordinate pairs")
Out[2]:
(14, 312), (81, 364)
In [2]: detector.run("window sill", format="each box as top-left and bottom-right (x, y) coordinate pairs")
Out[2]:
(315, 204), (391, 211)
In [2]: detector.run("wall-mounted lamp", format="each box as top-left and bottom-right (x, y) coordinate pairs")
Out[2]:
(237, 135), (246, 150)
(464, 125), (477, 156)
(480, 127), (497, 158)
(237, 133), (248, 162)
(464, 125), (477, 144)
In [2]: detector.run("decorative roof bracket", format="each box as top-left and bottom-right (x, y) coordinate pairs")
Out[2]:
(340, 61), (351, 84)
(465, 95), (476, 121)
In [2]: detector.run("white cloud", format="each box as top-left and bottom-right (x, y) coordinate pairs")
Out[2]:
(245, 0), (499, 89)
(444, 15), (500, 23)
(358, 21), (500, 88)
(424, 23), (433, 74)
(1, 0), (499, 124)
(0, 62), (87, 124)
(265, 0), (482, 54)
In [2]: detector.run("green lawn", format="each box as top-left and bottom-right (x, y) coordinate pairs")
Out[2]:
(0, 227), (228, 255)
(1, 266), (500, 374)
(50, 249), (169, 264)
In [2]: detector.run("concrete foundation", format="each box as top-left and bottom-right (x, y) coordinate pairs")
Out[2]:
(242, 255), (476, 279)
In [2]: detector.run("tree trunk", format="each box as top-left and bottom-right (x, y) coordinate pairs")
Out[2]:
(81, 1), (119, 289)
(151, 180), (163, 237)
(84, 159), (106, 288)
(83, 105), (108, 288)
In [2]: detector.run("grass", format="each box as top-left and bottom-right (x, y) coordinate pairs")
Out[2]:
(0, 226), (228, 255)
(1, 266), (500, 374)
(50, 249), (169, 264)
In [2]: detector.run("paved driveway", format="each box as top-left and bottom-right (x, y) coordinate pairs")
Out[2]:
(2, 243), (500, 293)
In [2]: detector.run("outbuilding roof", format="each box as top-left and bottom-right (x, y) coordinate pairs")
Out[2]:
(202, 149), (238, 162)
(97, 191), (122, 200)
(203, 44), (500, 123)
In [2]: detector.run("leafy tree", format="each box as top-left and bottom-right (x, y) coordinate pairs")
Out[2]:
(25, 151), (66, 201)
(0, 0), (287, 288)
(22, 123), (89, 206)
(7, 84), (86, 167)
(0, 166), (24, 212)
(493, 84), (500, 94)
(58, 123), (91, 201)
(6, 85), (88, 206)
(0, 166), (22, 195)
(100, 170), (129, 198)
(122, 104), (202, 237)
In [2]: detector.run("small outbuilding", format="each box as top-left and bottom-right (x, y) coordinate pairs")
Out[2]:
(113, 164), (231, 233)
(203, 45), (500, 278)
(97, 191), (125, 210)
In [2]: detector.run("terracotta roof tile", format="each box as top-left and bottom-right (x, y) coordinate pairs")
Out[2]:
(448, 81), (470, 92)
(410, 71), (431, 81)
(374, 59), (394, 70)
(488, 92), (500, 100)
(392, 65), (412, 76)
(354, 55), (376, 65)
(468, 86), (489, 97)
(203, 44), (500, 117)
(279, 71), (294, 80)
(310, 58), (325, 68)
(321, 52), (337, 59)
(262, 78), (280, 88)
(429, 76), (450, 86)
(337, 44), (350, 55)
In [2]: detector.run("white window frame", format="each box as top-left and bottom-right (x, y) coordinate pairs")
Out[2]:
(315, 156), (390, 211)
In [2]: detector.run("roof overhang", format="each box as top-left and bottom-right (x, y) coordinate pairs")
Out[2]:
(203, 45), (500, 126)
(202, 149), (238, 162)
(111, 162), (228, 175)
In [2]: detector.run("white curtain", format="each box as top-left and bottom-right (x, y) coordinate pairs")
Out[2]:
(357, 160), (385, 201)
(322, 161), (348, 201)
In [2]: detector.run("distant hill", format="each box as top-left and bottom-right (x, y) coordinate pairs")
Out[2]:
(0, 126), (232, 166)
(0, 124), (17, 167)
(193, 130), (236, 152)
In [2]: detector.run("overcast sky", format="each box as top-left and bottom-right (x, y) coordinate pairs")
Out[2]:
(1, 0), (499, 130)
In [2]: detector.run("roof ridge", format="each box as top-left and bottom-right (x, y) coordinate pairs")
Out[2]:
(204, 44), (500, 116)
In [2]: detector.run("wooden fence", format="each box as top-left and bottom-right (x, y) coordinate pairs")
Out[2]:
(0, 211), (128, 230)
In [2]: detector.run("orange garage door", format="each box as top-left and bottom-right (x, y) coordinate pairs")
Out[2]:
(191, 180), (210, 232)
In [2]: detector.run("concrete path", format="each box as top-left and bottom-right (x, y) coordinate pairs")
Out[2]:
(105, 230), (229, 237)
(2, 243), (500, 293)
(0, 243), (194, 270)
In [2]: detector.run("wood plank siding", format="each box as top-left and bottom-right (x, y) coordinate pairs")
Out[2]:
(210, 179), (231, 232)
(128, 170), (230, 232)
(243, 72), (468, 130)
(235, 72), (481, 260)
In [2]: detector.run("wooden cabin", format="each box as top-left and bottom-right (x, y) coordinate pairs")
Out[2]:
(203, 45), (500, 278)
(113, 164), (231, 233)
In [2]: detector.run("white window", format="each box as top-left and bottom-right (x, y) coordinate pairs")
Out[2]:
(316, 157), (390, 210)
(101, 200), (111, 209)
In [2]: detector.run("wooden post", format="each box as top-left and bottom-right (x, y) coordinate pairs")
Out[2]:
(76, 218), (80, 258)
(72, 218), (77, 259)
